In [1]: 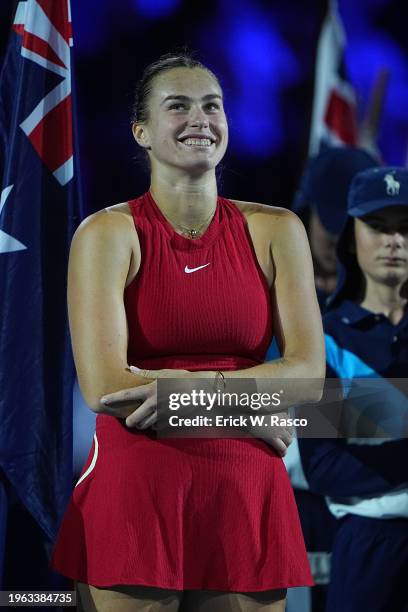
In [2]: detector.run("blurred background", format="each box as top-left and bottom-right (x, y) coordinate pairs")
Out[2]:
(1, 0), (408, 214)
(1, 1), (408, 606)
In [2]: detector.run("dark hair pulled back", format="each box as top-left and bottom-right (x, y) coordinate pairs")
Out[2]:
(131, 52), (220, 125)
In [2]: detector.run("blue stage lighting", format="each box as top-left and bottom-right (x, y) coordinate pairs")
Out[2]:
(346, 34), (408, 164)
(226, 14), (299, 83)
(71, 0), (108, 55)
(133, 0), (180, 19)
(223, 12), (299, 156)
(228, 96), (284, 157)
(347, 35), (408, 98)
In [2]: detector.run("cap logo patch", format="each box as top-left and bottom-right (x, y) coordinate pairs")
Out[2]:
(384, 173), (400, 196)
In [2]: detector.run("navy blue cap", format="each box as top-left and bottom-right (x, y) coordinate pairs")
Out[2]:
(293, 146), (379, 234)
(327, 165), (408, 310)
(348, 166), (408, 217)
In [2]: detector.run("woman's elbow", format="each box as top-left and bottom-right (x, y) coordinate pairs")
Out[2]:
(309, 385), (324, 404)
(302, 359), (325, 403)
(82, 391), (105, 413)
(76, 379), (106, 413)
(75, 362), (127, 412)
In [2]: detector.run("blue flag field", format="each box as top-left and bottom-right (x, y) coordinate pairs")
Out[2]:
(0, 0), (80, 581)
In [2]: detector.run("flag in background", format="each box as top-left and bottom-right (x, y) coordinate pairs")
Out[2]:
(308, 0), (358, 156)
(0, 0), (80, 553)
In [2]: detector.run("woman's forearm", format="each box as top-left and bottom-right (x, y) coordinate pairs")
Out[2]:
(196, 357), (325, 407)
(80, 366), (153, 415)
(223, 356), (324, 381)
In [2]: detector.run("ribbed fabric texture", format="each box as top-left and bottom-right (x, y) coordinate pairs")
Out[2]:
(51, 192), (313, 590)
(124, 191), (272, 371)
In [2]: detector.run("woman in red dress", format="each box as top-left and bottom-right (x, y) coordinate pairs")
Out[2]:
(52, 53), (325, 611)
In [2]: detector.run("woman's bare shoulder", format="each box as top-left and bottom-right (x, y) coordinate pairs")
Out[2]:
(230, 198), (303, 233)
(73, 201), (137, 243)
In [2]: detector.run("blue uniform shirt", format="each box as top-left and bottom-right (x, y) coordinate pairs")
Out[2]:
(324, 299), (408, 379)
(298, 299), (408, 517)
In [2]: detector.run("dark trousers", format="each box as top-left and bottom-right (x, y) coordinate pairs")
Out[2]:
(327, 514), (408, 612)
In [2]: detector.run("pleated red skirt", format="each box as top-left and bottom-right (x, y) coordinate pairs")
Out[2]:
(52, 414), (313, 590)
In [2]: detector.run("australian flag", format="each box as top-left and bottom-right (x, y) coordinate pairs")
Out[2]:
(0, 0), (80, 553)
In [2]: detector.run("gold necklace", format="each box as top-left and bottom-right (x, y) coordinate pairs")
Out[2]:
(163, 207), (216, 239)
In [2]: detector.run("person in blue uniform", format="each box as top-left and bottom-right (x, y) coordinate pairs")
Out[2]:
(298, 166), (408, 612)
(283, 146), (378, 612)
(293, 146), (378, 308)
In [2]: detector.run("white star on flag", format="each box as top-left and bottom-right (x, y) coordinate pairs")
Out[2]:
(0, 185), (27, 253)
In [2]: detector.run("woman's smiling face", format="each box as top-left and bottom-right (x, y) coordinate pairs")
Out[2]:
(132, 67), (228, 175)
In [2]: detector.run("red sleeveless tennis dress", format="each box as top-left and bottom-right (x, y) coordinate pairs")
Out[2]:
(51, 192), (313, 590)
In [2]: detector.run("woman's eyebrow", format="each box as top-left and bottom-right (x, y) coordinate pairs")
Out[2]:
(160, 94), (223, 105)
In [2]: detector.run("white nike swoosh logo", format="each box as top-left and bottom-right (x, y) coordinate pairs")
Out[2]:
(184, 263), (210, 274)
